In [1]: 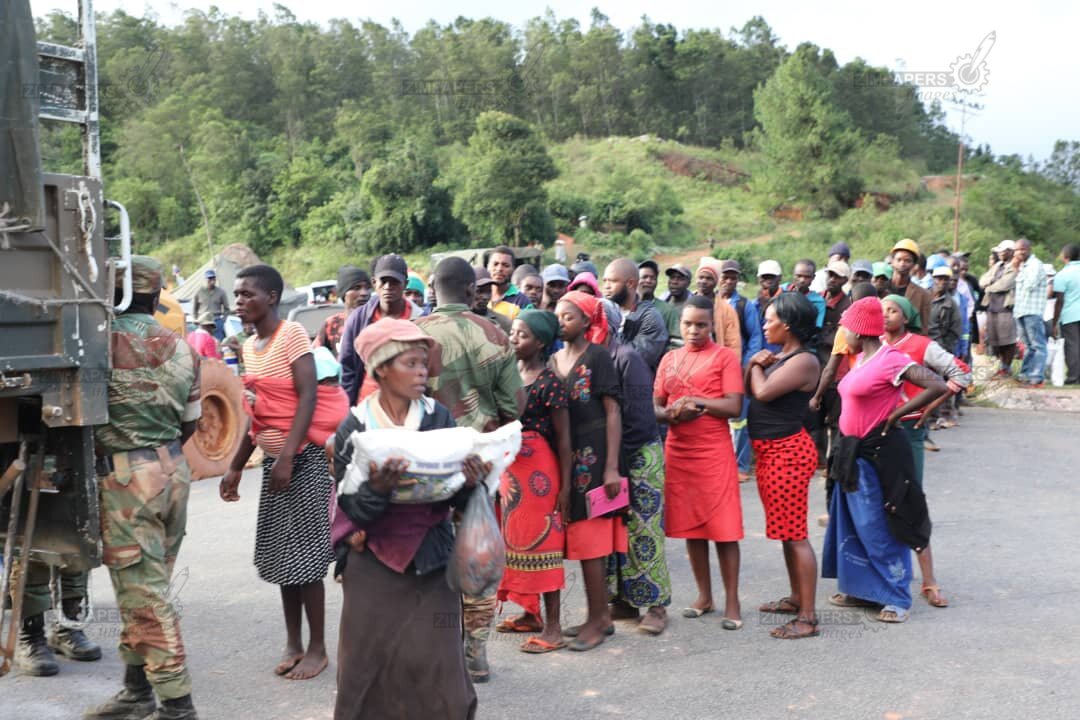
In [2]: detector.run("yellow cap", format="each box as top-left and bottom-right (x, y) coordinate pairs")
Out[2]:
(891, 238), (921, 258)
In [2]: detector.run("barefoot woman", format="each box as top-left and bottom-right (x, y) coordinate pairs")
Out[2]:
(551, 291), (626, 652)
(221, 264), (333, 680)
(746, 293), (822, 638)
(654, 296), (745, 629)
(495, 310), (571, 652)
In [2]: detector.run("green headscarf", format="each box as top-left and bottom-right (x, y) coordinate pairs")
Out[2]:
(883, 293), (921, 330)
(519, 309), (559, 347)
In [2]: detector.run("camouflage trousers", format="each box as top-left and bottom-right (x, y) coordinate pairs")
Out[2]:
(13, 562), (87, 619)
(98, 442), (191, 701)
(462, 592), (497, 642)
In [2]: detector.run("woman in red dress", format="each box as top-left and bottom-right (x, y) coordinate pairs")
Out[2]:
(495, 310), (571, 653)
(654, 296), (745, 628)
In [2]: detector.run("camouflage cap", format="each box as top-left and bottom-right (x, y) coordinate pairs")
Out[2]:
(122, 255), (164, 293)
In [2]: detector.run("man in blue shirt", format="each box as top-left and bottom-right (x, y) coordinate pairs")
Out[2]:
(1052, 243), (1080, 384)
(718, 260), (763, 482)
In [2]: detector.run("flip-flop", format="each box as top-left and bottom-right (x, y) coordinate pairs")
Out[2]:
(681, 606), (714, 619)
(496, 616), (543, 634)
(567, 635), (606, 652)
(274, 654), (303, 676)
(562, 623), (615, 638)
(721, 617), (743, 630)
(920, 584), (950, 608)
(877, 606), (910, 623)
(758, 596), (799, 615)
(520, 637), (566, 654)
(828, 593), (878, 608)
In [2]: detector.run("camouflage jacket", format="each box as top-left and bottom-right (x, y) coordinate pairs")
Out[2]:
(95, 313), (202, 454)
(416, 304), (522, 433)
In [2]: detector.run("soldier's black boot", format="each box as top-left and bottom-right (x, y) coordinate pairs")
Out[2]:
(82, 664), (157, 720)
(14, 613), (60, 676)
(145, 694), (198, 720)
(48, 598), (103, 661)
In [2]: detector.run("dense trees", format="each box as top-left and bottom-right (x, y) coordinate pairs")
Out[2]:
(32, 6), (1065, 261)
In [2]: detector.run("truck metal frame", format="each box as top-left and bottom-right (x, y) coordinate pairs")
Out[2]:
(0, 0), (131, 675)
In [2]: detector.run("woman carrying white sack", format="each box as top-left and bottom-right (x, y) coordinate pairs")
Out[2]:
(329, 318), (492, 720)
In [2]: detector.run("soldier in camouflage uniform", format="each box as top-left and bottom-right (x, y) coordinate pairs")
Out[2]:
(11, 562), (101, 676)
(416, 256), (524, 684)
(84, 256), (202, 720)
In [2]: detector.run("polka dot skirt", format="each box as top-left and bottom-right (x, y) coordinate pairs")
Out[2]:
(752, 429), (817, 541)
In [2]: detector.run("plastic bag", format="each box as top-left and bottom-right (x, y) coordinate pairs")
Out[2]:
(340, 419), (521, 504)
(1048, 337), (1066, 387)
(446, 480), (506, 597)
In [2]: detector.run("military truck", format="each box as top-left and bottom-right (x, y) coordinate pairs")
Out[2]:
(0, 0), (132, 675)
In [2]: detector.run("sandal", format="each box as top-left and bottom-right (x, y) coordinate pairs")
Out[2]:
(496, 615), (543, 634)
(520, 637), (566, 654)
(877, 606), (910, 623)
(758, 596), (799, 615)
(562, 623), (615, 638)
(828, 593), (878, 608)
(770, 617), (820, 639)
(920, 584), (949, 608)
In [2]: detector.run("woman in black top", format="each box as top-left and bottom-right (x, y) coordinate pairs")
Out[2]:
(745, 293), (822, 639)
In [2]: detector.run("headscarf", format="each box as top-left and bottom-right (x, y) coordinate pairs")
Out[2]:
(354, 318), (441, 378)
(567, 271), (599, 296)
(882, 294), (921, 330)
(558, 290), (608, 345)
(519, 309), (559, 347)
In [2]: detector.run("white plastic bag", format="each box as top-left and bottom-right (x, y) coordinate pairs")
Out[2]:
(1048, 337), (1066, 387)
(340, 420), (521, 503)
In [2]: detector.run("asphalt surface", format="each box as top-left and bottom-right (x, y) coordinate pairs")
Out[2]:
(4, 406), (1078, 720)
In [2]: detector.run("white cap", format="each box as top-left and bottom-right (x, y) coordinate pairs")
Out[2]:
(993, 239), (1016, 253)
(932, 266), (953, 278)
(757, 260), (782, 277)
(826, 259), (851, 278)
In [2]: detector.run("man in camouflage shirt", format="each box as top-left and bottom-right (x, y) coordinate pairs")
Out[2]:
(417, 256), (524, 684)
(85, 256), (202, 720)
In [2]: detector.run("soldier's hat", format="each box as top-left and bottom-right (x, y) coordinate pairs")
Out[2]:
(122, 255), (164, 294)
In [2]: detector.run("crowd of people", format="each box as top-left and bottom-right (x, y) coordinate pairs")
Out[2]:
(18, 236), (1080, 720)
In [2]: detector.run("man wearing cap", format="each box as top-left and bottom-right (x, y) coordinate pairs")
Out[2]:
(193, 269), (231, 340)
(717, 259), (763, 480)
(85, 256), (202, 720)
(186, 313), (221, 359)
(888, 238), (932, 334)
(871, 262), (892, 297)
(338, 254), (424, 405)
(315, 266), (371, 357)
(472, 266), (512, 334)
(486, 246), (533, 320)
(417, 256), (524, 684)
(660, 264), (693, 318)
(541, 263), (571, 310)
(1052, 244), (1080, 384)
(603, 258), (669, 371)
(851, 259), (874, 286)
(811, 259), (853, 467)
(929, 266), (962, 356)
(1012, 238), (1049, 386)
(810, 242), (851, 293)
(979, 240), (1019, 375)
(753, 260), (784, 328)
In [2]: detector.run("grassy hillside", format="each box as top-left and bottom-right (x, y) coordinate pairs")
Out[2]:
(155, 136), (1069, 288)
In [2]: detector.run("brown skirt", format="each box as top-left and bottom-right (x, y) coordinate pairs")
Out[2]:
(335, 550), (477, 720)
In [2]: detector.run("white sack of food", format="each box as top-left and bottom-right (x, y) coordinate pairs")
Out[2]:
(340, 420), (521, 503)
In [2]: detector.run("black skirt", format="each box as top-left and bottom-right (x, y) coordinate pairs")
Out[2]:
(335, 549), (477, 720)
(254, 442), (334, 585)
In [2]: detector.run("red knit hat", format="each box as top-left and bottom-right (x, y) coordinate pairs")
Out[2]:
(840, 296), (885, 337)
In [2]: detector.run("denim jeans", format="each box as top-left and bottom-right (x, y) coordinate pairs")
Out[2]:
(1016, 314), (1047, 382)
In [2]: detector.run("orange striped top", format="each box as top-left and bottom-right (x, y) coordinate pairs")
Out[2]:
(243, 320), (312, 456)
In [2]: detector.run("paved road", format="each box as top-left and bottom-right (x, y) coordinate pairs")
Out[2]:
(5, 407), (1078, 719)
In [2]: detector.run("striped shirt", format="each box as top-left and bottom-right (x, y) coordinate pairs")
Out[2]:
(243, 320), (312, 455)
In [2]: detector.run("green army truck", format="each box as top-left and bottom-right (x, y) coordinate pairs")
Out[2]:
(0, 0), (133, 675)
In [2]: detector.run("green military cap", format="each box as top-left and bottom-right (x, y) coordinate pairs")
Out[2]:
(122, 255), (164, 293)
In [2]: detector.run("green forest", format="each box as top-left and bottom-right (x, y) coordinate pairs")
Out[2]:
(34, 8), (1080, 282)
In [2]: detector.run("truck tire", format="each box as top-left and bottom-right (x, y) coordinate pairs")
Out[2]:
(183, 359), (247, 480)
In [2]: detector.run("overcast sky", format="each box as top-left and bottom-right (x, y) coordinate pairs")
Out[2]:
(35, 0), (1079, 162)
